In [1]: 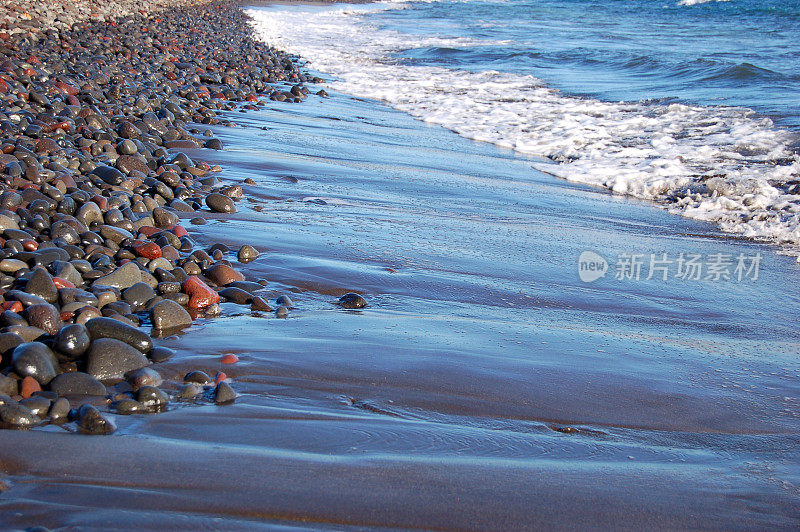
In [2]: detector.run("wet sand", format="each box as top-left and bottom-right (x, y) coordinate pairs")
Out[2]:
(1, 79), (799, 529)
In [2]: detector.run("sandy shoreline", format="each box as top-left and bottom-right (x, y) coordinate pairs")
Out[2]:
(0, 0), (799, 529)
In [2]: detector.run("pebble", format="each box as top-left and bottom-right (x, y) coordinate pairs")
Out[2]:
(150, 299), (192, 331)
(53, 324), (91, 359)
(85, 317), (153, 353)
(12, 342), (59, 386)
(92, 263), (142, 290)
(0, 402), (39, 429)
(337, 293), (368, 309)
(214, 381), (236, 404)
(237, 245), (259, 263)
(206, 193), (236, 213)
(49, 372), (107, 397)
(77, 405), (116, 435)
(86, 338), (150, 381)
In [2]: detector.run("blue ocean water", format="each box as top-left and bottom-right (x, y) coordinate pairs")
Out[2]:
(249, 0), (800, 251)
(386, 0), (800, 129)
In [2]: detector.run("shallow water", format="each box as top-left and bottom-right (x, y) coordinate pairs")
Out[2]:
(1, 86), (799, 528)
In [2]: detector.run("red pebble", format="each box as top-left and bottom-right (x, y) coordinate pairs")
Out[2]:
(54, 81), (78, 95)
(137, 226), (161, 237)
(2, 301), (22, 313)
(21, 238), (37, 251)
(90, 195), (108, 210)
(133, 241), (162, 260)
(215, 372), (227, 385)
(172, 225), (188, 238)
(53, 277), (75, 289)
(183, 276), (220, 309)
(220, 354), (238, 364)
(20, 376), (40, 399)
(246, 94), (258, 102)
(60, 311), (74, 321)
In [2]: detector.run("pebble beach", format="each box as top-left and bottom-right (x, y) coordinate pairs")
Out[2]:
(0, 0), (799, 529)
(0, 1), (339, 434)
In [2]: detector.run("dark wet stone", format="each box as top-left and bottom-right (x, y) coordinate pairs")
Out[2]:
(250, 296), (273, 312)
(149, 346), (175, 363)
(0, 402), (39, 429)
(184, 370), (212, 385)
(86, 338), (149, 381)
(152, 207), (179, 228)
(53, 323), (91, 359)
(215, 381), (236, 404)
(121, 282), (156, 311)
(24, 267), (58, 303)
(23, 303), (62, 335)
(227, 281), (263, 293)
(205, 192), (236, 213)
(49, 372), (107, 397)
(137, 385), (169, 409)
(0, 374), (17, 396)
(11, 342), (59, 386)
(276, 295), (294, 308)
(19, 396), (51, 417)
(92, 262), (141, 289)
(238, 244), (259, 263)
(0, 332), (25, 357)
(125, 367), (163, 391)
(91, 165), (126, 186)
(48, 397), (71, 422)
(337, 293), (368, 309)
(115, 398), (144, 415)
(219, 287), (253, 305)
(4, 290), (49, 308)
(204, 138), (223, 150)
(176, 382), (202, 400)
(116, 154), (149, 175)
(85, 317), (153, 353)
(4, 325), (47, 343)
(77, 404), (116, 435)
(150, 299), (192, 331)
(205, 263), (244, 286)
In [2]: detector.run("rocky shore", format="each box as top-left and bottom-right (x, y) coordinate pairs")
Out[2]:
(0, 0), (361, 434)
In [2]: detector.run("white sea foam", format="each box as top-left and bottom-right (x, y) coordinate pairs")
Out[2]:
(678, 0), (730, 6)
(247, 3), (800, 254)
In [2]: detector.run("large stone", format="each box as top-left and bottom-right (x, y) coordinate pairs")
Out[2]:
(23, 303), (62, 335)
(121, 282), (156, 311)
(150, 299), (192, 331)
(11, 342), (59, 385)
(92, 262), (142, 289)
(49, 372), (107, 397)
(86, 338), (149, 381)
(205, 193), (236, 213)
(205, 263), (244, 286)
(53, 323), (91, 359)
(0, 402), (39, 429)
(24, 267), (58, 303)
(85, 317), (153, 353)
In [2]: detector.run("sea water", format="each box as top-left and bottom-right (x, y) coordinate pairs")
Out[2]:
(248, 0), (800, 254)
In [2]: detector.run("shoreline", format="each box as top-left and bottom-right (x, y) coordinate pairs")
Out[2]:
(0, 0), (799, 529)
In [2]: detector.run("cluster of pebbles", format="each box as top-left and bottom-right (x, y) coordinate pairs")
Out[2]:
(0, 0), (365, 435)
